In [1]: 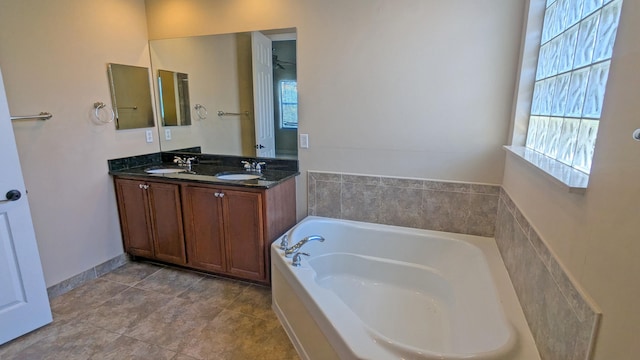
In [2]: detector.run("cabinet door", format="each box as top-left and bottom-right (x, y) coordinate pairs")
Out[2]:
(147, 182), (186, 264)
(222, 190), (265, 281)
(182, 186), (226, 272)
(115, 178), (154, 258)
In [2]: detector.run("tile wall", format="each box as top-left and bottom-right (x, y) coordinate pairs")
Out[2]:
(307, 171), (500, 237)
(496, 188), (600, 360)
(307, 171), (600, 360)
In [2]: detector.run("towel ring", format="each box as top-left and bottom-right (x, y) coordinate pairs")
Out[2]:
(93, 102), (114, 124)
(194, 104), (208, 120)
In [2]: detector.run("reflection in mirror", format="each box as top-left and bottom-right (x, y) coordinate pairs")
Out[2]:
(107, 63), (155, 129)
(158, 70), (191, 126)
(149, 28), (297, 159)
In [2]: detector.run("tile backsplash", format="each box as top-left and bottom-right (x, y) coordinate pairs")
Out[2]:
(307, 171), (500, 237)
(307, 171), (600, 360)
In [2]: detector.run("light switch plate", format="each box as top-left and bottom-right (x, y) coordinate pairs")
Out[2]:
(145, 130), (153, 143)
(300, 133), (309, 148)
(164, 128), (172, 140)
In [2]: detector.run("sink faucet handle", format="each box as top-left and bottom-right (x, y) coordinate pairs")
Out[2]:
(279, 234), (289, 251)
(256, 162), (266, 172)
(292, 252), (310, 267)
(241, 161), (252, 170)
(174, 156), (187, 166)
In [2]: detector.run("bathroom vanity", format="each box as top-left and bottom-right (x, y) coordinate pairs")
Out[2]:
(109, 152), (298, 285)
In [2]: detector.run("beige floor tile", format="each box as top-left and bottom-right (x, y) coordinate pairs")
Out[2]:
(234, 325), (301, 360)
(0, 314), (79, 358)
(4, 320), (120, 360)
(177, 309), (280, 360)
(89, 335), (176, 359)
(100, 261), (164, 286)
(1, 265), (299, 360)
(134, 267), (204, 296)
(50, 278), (129, 319)
(82, 287), (173, 334)
(177, 275), (249, 308)
(226, 285), (274, 321)
(171, 354), (200, 360)
(126, 296), (223, 351)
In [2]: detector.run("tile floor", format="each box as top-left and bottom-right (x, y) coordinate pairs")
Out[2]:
(0, 262), (300, 360)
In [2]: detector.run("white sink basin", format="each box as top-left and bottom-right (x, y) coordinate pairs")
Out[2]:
(216, 173), (262, 180)
(145, 168), (186, 174)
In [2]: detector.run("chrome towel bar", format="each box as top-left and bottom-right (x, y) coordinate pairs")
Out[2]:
(217, 110), (250, 117)
(11, 112), (53, 121)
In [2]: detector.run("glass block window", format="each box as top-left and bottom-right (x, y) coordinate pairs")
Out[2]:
(526, 0), (623, 173)
(279, 80), (298, 129)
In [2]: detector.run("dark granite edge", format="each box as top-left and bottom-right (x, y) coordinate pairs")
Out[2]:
(110, 166), (299, 189)
(109, 151), (299, 189)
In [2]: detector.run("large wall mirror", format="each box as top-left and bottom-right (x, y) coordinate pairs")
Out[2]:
(107, 63), (155, 129)
(149, 28), (298, 159)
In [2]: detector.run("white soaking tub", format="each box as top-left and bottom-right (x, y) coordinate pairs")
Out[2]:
(271, 216), (540, 360)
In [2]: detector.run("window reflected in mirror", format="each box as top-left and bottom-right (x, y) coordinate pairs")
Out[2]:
(279, 80), (298, 129)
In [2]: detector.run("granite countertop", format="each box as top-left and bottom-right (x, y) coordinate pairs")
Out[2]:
(110, 164), (298, 189)
(108, 151), (299, 189)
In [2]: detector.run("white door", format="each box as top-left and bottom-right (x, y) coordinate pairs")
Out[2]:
(251, 31), (276, 158)
(0, 68), (52, 345)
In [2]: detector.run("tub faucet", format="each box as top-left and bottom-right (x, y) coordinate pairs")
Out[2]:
(292, 252), (309, 267)
(285, 235), (325, 257)
(279, 234), (289, 251)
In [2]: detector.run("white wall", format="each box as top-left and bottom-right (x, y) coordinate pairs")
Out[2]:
(503, 1), (640, 358)
(145, 0), (526, 219)
(0, 0), (156, 286)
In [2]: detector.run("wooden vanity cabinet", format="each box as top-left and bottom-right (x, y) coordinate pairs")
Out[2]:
(182, 178), (296, 284)
(182, 186), (265, 281)
(114, 175), (296, 285)
(114, 178), (186, 265)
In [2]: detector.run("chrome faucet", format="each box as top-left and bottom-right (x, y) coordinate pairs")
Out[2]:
(292, 252), (309, 267)
(241, 160), (267, 173)
(279, 234), (289, 250)
(285, 235), (325, 257)
(174, 156), (196, 171)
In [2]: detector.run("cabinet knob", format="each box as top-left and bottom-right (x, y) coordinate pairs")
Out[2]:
(139, 184), (149, 190)
(214, 192), (225, 198)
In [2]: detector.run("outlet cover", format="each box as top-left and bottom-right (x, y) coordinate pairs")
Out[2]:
(145, 130), (153, 143)
(164, 128), (172, 140)
(300, 133), (309, 148)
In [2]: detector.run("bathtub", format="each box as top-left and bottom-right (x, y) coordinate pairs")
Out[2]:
(271, 217), (540, 360)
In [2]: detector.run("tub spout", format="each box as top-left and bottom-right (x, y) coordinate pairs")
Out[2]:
(285, 235), (325, 257)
